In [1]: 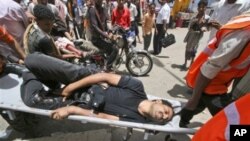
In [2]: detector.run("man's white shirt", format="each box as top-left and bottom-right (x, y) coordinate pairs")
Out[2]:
(156, 3), (170, 24)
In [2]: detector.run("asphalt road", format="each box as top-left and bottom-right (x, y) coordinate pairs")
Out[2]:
(0, 27), (212, 141)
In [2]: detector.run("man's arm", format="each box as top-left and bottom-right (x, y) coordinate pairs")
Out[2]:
(89, 8), (109, 39)
(127, 9), (131, 28)
(12, 39), (26, 60)
(133, 5), (138, 18)
(141, 14), (146, 36)
(185, 72), (211, 110)
(111, 9), (115, 26)
(184, 28), (250, 110)
(0, 26), (26, 60)
(61, 73), (121, 97)
(162, 7), (170, 32)
(51, 105), (119, 120)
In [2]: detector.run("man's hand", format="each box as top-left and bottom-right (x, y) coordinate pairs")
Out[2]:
(18, 59), (24, 65)
(163, 27), (167, 32)
(61, 85), (73, 101)
(51, 107), (70, 120)
(25, 11), (35, 23)
(155, 29), (158, 34)
(201, 27), (207, 32)
(208, 20), (222, 29)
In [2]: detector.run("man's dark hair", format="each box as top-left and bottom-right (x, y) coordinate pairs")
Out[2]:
(33, 4), (55, 21)
(198, 0), (208, 7)
(149, 2), (155, 7)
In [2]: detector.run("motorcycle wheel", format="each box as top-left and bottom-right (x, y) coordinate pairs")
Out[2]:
(126, 52), (153, 76)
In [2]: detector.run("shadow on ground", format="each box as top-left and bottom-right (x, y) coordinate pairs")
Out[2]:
(1, 116), (109, 141)
(152, 57), (165, 67)
(188, 122), (204, 128)
(111, 127), (191, 141)
(167, 84), (192, 99)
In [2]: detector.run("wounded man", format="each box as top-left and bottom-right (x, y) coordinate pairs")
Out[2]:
(22, 53), (174, 124)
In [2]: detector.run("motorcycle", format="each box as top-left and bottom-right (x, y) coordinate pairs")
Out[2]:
(110, 25), (153, 76)
(74, 26), (153, 76)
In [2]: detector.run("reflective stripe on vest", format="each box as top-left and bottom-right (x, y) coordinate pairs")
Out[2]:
(225, 16), (250, 28)
(224, 102), (240, 141)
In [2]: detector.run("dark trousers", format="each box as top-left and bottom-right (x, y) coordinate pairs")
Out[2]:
(143, 33), (152, 51)
(23, 53), (95, 109)
(91, 38), (118, 69)
(21, 72), (72, 110)
(153, 24), (166, 54)
(180, 92), (233, 125)
(24, 52), (94, 86)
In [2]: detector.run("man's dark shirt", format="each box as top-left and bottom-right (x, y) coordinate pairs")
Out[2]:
(88, 6), (109, 40)
(28, 24), (60, 57)
(91, 75), (150, 123)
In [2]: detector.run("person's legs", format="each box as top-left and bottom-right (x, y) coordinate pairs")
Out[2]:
(92, 39), (118, 70)
(153, 24), (163, 54)
(21, 72), (71, 110)
(24, 52), (94, 85)
(153, 26), (159, 54)
(182, 45), (189, 69)
(134, 22), (141, 43)
(143, 33), (152, 51)
(158, 25), (166, 54)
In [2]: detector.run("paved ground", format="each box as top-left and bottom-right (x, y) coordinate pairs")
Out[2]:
(0, 27), (212, 141)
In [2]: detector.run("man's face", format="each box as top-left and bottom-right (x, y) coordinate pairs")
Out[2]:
(149, 100), (174, 124)
(149, 5), (155, 14)
(37, 0), (48, 5)
(37, 19), (54, 33)
(198, 4), (206, 13)
(117, 0), (125, 8)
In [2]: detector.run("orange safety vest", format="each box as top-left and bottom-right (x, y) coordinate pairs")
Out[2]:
(186, 15), (250, 95)
(192, 93), (250, 141)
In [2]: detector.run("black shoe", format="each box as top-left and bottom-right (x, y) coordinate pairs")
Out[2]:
(4, 63), (28, 77)
(180, 64), (187, 70)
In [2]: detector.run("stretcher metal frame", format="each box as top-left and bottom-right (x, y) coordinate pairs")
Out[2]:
(0, 74), (196, 140)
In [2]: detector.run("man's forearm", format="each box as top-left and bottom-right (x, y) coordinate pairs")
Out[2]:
(66, 73), (121, 93)
(12, 40), (26, 59)
(186, 72), (211, 110)
(65, 106), (119, 120)
(163, 20), (167, 31)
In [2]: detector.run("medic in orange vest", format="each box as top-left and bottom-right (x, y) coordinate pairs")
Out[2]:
(192, 93), (250, 141)
(179, 11), (250, 127)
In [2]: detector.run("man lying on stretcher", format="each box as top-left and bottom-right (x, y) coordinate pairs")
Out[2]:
(20, 53), (174, 125)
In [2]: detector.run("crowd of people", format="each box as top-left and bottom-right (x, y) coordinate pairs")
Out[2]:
(0, 0), (250, 140)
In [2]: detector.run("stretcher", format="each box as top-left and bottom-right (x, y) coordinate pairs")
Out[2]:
(0, 74), (196, 140)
